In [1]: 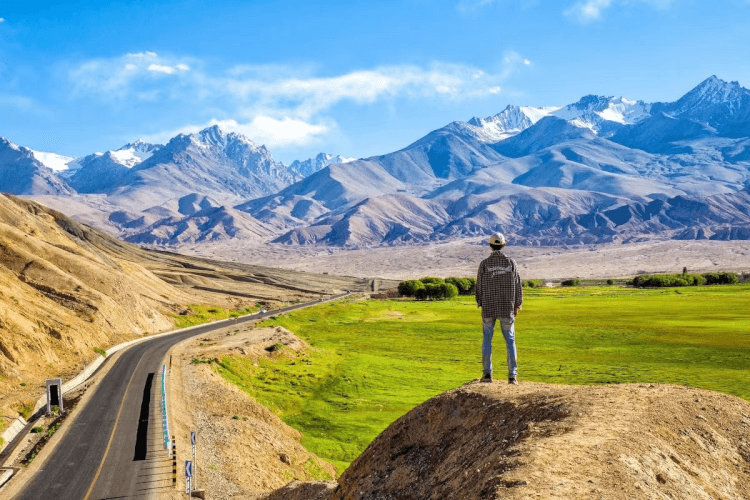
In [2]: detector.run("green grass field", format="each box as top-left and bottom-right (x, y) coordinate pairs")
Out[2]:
(172, 304), (259, 329)
(214, 284), (750, 473)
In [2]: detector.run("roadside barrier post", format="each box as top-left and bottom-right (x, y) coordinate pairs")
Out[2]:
(172, 436), (177, 486)
(191, 431), (197, 490)
(161, 365), (171, 450)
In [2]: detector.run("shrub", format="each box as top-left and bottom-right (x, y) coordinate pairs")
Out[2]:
(398, 280), (425, 297)
(633, 273), (706, 288)
(561, 279), (581, 287)
(702, 272), (738, 285)
(465, 277), (476, 294)
(423, 283), (443, 299)
(17, 404), (33, 420)
(420, 276), (445, 285)
(441, 283), (459, 299)
(690, 274), (707, 286)
(93, 347), (107, 358)
(414, 282), (458, 300)
(606, 279), (615, 285)
(32, 426), (44, 434)
(525, 279), (545, 288)
(445, 277), (472, 295)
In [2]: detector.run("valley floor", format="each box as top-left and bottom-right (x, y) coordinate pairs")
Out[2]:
(171, 238), (750, 281)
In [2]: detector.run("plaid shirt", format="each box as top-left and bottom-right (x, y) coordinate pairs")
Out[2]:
(475, 251), (523, 319)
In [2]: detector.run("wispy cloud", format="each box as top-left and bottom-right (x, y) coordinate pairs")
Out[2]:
(457, 0), (499, 13)
(565, 0), (675, 23)
(0, 94), (46, 114)
(141, 117), (331, 149)
(0, 17), (5, 23)
(147, 63), (189, 75)
(69, 51), (194, 99)
(69, 51), (531, 148)
(565, 0), (613, 21)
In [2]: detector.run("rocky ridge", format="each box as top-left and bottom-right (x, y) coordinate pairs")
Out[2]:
(7, 76), (750, 247)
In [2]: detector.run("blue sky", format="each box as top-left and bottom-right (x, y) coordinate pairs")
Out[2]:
(1, 0), (749, 163)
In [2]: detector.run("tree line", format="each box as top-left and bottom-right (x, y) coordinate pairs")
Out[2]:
(398, 276), (476, 300)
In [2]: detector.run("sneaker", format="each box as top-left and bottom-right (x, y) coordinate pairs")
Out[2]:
(508, 377), (518, 385)
(481, 373), (493, 383)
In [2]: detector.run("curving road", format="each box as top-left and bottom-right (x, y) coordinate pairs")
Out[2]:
(14, 293), (348, 500)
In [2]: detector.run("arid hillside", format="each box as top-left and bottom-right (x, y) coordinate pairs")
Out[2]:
(0, 194), (382, 417)
(266, 382), (750, 500)
(168, 324), (339, 499)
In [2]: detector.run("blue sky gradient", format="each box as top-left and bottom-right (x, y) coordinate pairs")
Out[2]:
(1, 0), (749, 163)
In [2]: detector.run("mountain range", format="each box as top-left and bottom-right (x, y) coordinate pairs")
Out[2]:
(3, 75), (750, 247)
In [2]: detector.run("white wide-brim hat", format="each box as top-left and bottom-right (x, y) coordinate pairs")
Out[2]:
(488, 232), (506, 246)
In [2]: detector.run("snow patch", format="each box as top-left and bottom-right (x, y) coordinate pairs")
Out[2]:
(30, 150), (79, 172)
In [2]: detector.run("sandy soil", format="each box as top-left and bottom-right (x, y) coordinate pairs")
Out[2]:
(267, 381), (750, 500)
(167, 323), (337, 500)
(172, 238), (750, 281)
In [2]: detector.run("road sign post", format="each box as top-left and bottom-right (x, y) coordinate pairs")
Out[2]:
(185, 460), (193, 495)
(191, 431), (197, 490)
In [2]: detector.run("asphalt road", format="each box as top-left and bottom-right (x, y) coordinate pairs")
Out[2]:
(14, 293), (348, 500)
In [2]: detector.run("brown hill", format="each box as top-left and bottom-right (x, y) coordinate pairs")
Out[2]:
(265, 382), (750, 500)
(0, 194), (378, 418)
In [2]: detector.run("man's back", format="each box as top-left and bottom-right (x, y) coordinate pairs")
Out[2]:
(476, 251), (523, 319)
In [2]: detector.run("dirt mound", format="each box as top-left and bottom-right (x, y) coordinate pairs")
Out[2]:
(269, 382), (750, 500)
(189, 325), (308, 363)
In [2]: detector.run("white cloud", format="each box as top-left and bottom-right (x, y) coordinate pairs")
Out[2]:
(141, 117), (330, 149)
(226, 117), (329, 148)
(457, 0), (499, 13)
(0, 17), (5, 23)
(68, 51), (194, 98)
(565, 0), (675, 22)
(565, 0), (612, 21)
(0, 94), (46, 114)
(218, 63), (513, 120)
(70, 50), (531, 148)
(147, 64), (176, 75)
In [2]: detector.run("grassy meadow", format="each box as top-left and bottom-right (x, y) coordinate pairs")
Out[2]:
(213, 284), (750, 473)
(172, 304), (260, 328)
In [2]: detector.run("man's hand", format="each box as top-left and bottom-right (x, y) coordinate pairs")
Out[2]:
(514, 306), (521, 317)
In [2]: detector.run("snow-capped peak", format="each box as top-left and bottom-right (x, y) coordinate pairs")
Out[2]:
(667, 76), (749, 119)
(288, 152), (355, 178)
(193, 124), (230, 148)
(0, 137), (21, 152)
(466, 105), (560, 142)
(0, 137), (80, 173)
(178, 125), (268, 155)
(553, 95), (651, 129)
(693, 75), (743, 102)
(112, 139), (161, 166)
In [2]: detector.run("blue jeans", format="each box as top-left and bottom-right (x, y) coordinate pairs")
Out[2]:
(482, 317), (517, 378)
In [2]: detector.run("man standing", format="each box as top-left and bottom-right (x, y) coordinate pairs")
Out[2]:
(475, 233), (523, 384)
